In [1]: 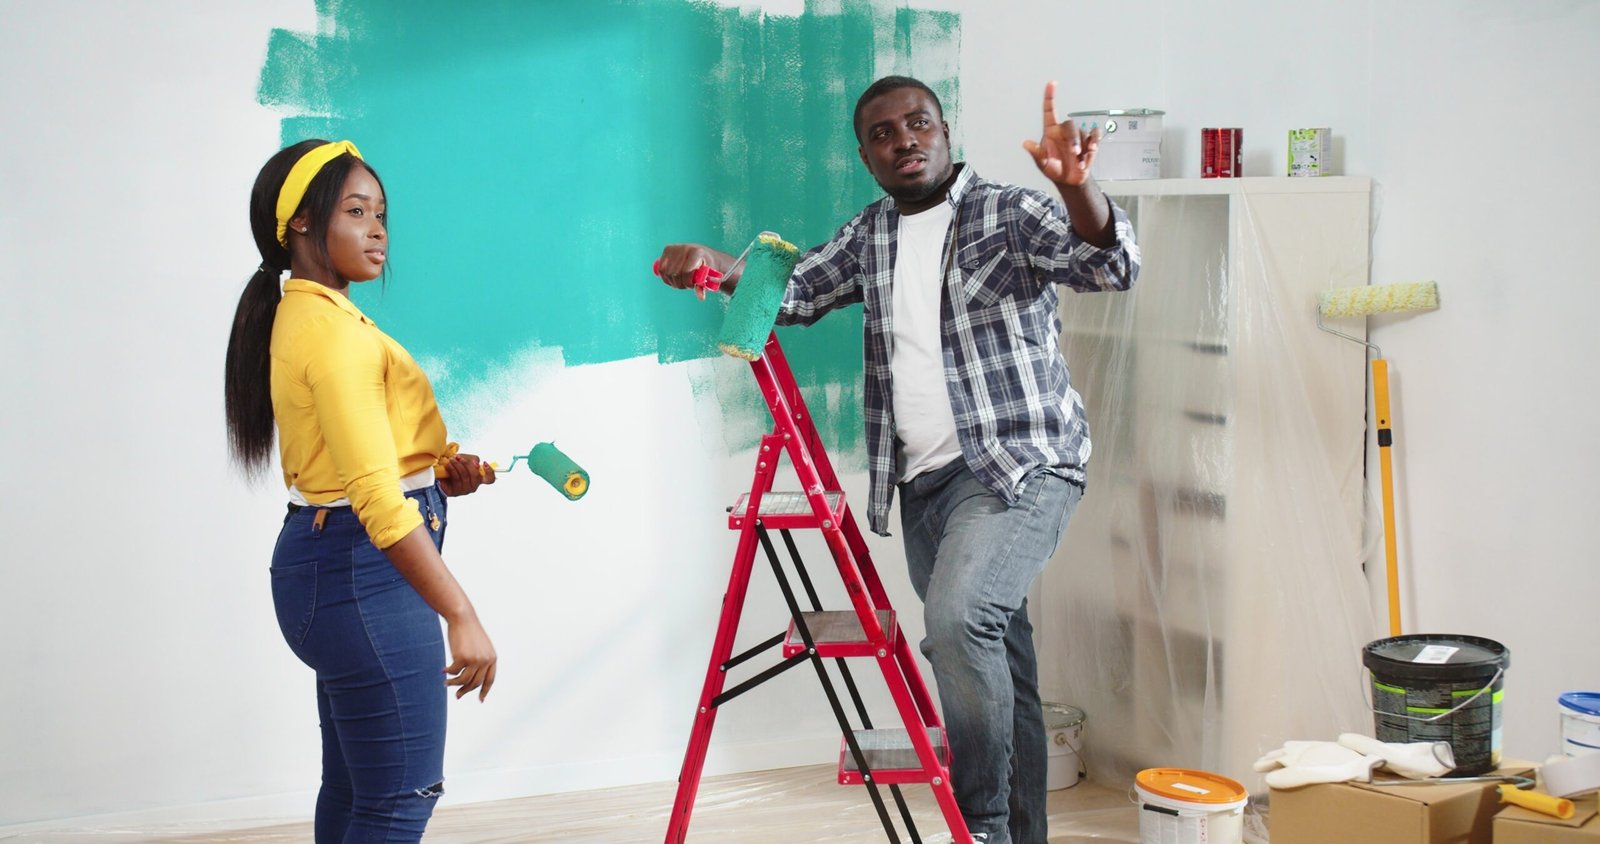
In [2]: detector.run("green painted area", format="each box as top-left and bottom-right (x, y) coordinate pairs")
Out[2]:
(259, 0), (959, 458)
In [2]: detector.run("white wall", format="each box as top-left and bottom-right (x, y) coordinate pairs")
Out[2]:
(3, 0), (1597, 831)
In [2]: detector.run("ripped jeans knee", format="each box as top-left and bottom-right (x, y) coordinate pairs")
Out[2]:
(413, 780), (444, 799)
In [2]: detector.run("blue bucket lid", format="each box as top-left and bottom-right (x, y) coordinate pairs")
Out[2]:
(1560, 692), (1600, 717)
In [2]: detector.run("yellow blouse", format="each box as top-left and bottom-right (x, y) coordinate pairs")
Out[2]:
(270, 279), (448, 548)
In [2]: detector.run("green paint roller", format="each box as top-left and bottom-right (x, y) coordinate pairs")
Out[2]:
(493, 442), (590, 500)
(717, 232), (800, 361)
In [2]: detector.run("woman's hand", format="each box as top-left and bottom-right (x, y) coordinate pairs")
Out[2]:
(438, 453), (495, 497)
(378, 527), (495, 700)
(445, 614), (498, 701)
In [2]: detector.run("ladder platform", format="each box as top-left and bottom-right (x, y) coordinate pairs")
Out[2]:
(728, 490), (845, 530)
(784, 610), (897, 658)
(838, 727), (949, 786)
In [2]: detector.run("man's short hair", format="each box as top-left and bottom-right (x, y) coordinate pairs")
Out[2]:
(853, 76), (944, 143)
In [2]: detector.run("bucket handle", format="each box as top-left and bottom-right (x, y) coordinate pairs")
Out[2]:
(1368, 666), (1504, 724)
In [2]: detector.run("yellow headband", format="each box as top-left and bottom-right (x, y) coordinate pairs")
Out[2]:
(275, 140), (364, 247)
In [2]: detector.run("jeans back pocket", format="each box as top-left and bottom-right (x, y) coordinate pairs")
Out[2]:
(270, 561), (319, 648)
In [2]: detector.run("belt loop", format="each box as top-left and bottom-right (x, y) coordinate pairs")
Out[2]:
(312, 508), (328, 536)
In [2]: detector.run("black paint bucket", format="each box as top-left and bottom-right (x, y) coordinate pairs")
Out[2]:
(1362, 634), (1509, 776)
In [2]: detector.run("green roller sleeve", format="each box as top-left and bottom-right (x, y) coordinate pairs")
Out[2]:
(717, 233), (800, 361)
(526, 441), (589, 500)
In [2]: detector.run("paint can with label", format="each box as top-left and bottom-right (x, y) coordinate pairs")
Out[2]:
(1201, 128), (1242, 178)
(1559, 692), (1600, 757)
(1288, 127), (1331, 176)
(1135, 768), (1247, 844)
(1363, 634), (1510, 776)
(1068, 109), (1165, 180)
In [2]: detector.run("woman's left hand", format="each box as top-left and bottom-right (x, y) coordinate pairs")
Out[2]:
(439, 453), (496, 497)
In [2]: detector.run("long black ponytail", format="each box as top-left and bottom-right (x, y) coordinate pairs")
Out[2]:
(224, 139), (366, 476)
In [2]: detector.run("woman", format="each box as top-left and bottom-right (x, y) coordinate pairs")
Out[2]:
(224, 139), (497, 842)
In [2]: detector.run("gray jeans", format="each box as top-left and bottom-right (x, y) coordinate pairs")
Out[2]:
(898, 460), (1081, 844)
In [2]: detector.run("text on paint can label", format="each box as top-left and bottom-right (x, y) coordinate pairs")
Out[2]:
(1412, 645), (1460, 664)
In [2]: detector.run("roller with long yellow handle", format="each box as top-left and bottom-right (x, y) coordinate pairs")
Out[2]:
(1373, 358), (1400, 636)
(1317, 281), (1439, 636)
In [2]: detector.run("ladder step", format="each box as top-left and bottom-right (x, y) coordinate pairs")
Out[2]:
(728, 490), (845, 530)
(838, 727), (949, 786)
(784, 610), (896, 658)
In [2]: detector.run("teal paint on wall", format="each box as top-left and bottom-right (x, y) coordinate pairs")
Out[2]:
(259, 0), (959, 459)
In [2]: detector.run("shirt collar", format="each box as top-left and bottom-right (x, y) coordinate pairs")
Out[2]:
(282, 278), (376, 326)
(943, 162), (976, 207)
(879, 162), (975, 225)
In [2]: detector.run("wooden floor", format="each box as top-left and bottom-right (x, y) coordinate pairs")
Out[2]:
(18, 765), (1142, 843)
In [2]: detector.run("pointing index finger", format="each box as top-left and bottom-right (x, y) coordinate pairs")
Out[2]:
(1042, 80), (1059, 131)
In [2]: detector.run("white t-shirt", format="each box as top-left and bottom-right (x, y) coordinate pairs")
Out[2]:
(891, 202), (963, 482)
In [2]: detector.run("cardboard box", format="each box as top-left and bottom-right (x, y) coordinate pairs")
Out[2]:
(1270, 765), (1536, 844)
(1494, 798), (1600, 842)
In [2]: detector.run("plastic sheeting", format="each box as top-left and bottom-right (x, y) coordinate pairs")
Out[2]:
(1037, 177), (1383, 799)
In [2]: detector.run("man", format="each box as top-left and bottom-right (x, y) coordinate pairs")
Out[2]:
(655, 75), (1139, 843)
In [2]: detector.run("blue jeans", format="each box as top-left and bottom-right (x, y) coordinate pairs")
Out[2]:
(271, 485), (449, 843)
(899, 461), (1081, 844)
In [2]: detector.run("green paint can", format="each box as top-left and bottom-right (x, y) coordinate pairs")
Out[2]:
(1363, 634), (1509, 776)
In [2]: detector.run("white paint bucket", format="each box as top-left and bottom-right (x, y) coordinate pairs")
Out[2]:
(1042, 703), (1085, 790)
(1134, 768), (1247, 844)
(1067, 109), (1164, 180)
(1560, 692), (1600, 756)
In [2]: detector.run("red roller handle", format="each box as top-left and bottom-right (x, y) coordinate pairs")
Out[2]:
(652, 258), (722, 293)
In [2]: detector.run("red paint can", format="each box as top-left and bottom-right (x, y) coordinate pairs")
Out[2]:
(1202, 128), (1243, 178)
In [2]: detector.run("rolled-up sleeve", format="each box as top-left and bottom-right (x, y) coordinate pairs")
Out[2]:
(303, 320), (420, 549)
(1017, 189), (1141, 293)
(777, 212), (867, 327)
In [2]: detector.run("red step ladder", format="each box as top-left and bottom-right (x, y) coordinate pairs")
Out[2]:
(665, 332), (973, 843)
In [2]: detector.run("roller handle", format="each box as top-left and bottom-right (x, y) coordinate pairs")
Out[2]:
(1498, 784), (1575, 819)
(652, 258), (722, 294)
(1373, 357), (1402, 637)
(433, 461), (497, 480)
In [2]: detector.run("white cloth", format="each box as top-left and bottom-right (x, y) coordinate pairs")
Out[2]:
(1253, 734), (1457, 790)
(1338, 733), (1455, 779)
(890, 201), (962, 482)
(1254, 741), (1384, 789)
(289, 466), (436, 508)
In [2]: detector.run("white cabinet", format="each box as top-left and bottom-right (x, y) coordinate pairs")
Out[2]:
(1038, 177), (1380, 788)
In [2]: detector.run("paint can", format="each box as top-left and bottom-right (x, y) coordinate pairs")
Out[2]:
(1559, 692), (1600, 757)
(1068, 109), (1164, 180)
(1288, 127), (1331, 176)
(1134, 768), (1247, 844)
(1042, 702), (1086, 790)
(1201, 128), (1242, 178)
(1363, 634), (1510, 776)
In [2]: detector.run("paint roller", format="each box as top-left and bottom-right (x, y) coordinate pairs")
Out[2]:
(434, 441), (590, 500)
(718, 232), (800, 360)
(652, 231), (801, 360)
(1373, 774), (1575, 819)
(1316, 281), (1440, 636)
(1498, 783), (1576, 820)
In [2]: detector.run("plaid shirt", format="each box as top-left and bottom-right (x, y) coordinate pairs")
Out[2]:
(777, 164), (1140, 535)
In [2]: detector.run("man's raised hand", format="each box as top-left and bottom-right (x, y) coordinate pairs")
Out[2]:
(1022, 81), (1099, 188)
